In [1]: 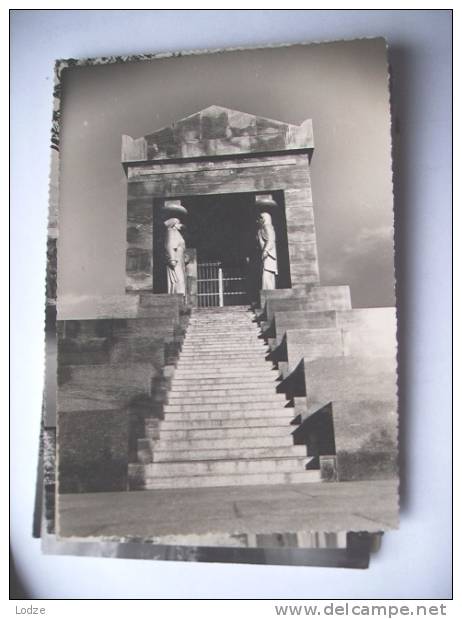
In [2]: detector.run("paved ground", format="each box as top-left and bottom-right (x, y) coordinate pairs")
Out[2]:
(57, 479), (398, 541)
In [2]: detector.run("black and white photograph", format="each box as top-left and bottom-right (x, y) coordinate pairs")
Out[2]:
(10, 7), (454, 602)
(50, 37), (399, 547)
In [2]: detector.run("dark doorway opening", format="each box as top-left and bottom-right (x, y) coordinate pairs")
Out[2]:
(153, 191), (291, 304)
(185, 193), (253, 307)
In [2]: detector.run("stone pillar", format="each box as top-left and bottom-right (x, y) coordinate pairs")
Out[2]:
(126, 185), (154, 292)
(284, 183), (320, 287)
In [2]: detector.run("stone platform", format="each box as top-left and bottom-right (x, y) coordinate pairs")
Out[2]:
(58, 479), (398, 540)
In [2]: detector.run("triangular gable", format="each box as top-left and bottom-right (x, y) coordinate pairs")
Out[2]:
(122, 105), (313, 163)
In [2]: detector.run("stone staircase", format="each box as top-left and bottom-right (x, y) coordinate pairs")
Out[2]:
(129, 307), (321, 489)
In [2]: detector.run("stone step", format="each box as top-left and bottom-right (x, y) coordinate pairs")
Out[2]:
(193, 311), (250, 314)
(188, 327), (256, 331)
(188, 320), (255, 324)
(191, 319), (254, 322)
(174, 376), (280, 388)
(177, 355), (268, 363)
(186, 322), (257, 327)
(188, 318), (255, 322)
(175, 361), (271, 371)
(166, 393), (287, 406)
(188, 316), (252, 321)
(156, 436), (295, 451)
(180, 345), (266, 351)
(184, 330), (260, 336)
(132, 469), (321, 490)
(171, 375), (279, 385)
(183, 336), (264, 342)
(173, 368), (278, 377)
(162, 407), (295, 422)
(170, 376), (280, 388)
(180, 348), (266, 356)
(158, 424), (294, 441)
(132, 455), (309, 478)
(187, 322), (256, 326)
(177, 357), (270, 364)
(182, 342), (263, 350)
(179, 351), (267, 358)
(188, 325), (256, 329)
(180, 352), (268, 359)
(152, 444), (307, 462)
(163, 401), (287, 413)
(189, 315), (252, 319)
(167, 387), (283, 398)
(186, 324), (257, 329)
(189, 315), (254, 319)
(187, 324), (257, 328)
(190, 316), (251, 320)
(159, 415), (294, 430)
(184, 335), (259, 342)
(180, 347), (268, 354)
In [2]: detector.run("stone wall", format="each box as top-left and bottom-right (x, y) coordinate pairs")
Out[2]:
(58, 408), (130, 493)
(57, 294), (188, 493)
(264, 300), (397, 482)
(285, 310), (397, 371)
(331, 400), (398, 481)
(262, 285), (351, 323)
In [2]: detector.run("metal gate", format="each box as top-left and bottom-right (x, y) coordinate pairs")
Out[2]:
(197, 262), (247, 307)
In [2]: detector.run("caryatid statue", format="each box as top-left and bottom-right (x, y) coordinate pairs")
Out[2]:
(256, 195), (278, 290)
(162, 200), (188, 295)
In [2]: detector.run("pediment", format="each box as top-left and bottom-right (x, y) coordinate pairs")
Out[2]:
(122, 106), (313, 163)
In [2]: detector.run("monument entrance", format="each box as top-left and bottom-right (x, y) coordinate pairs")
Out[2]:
(122, 105), (320, 299)
(151, 190), (293, 306)
(187, 192), (253, 307)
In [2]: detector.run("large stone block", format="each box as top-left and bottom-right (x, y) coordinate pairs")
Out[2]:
(330, 400), (398, 481)
(286, 328), (344, 371)
(112, 317), (177, 338)
(304, 286), (351, 311)
(58, 318), (114, 339)
(110, 335), (165, 367)
(263, 286), (352, 322)
(58, 408), (129, 493)
(58, 294), (140, 321)
(336, 307), (397, 332)
(137, 294), (184, 318)
(57, 336), (111, 366)
(274, 310), (338, 343)
(58, 362), (156, 407)
(260, 286), (312, 308)
(304, 356), (397, 408)
(274, 306), (396, 347)
(284, 321), (397, 371)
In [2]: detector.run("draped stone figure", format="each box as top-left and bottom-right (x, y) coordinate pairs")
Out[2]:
(257, 211), (278, 290)
(164, 218), (187, 295)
